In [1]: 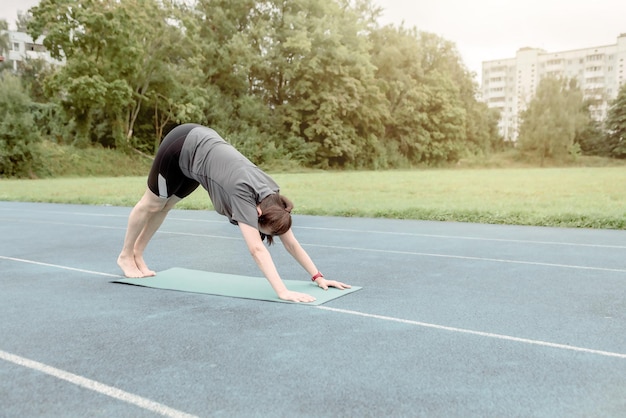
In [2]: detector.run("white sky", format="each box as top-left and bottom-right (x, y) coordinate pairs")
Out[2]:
(0, 0), (38, 28)
(2, 0), (625, 82)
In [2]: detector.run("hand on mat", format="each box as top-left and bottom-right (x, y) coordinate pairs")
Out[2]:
(278, 290), (316, 303)
(315, 278), (351, 291)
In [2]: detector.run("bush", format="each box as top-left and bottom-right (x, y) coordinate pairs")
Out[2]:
(0, 74), (43, 177)
(32, 141), (153, 177)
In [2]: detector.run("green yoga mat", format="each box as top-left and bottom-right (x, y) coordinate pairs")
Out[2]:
(113, 267), (361, 305)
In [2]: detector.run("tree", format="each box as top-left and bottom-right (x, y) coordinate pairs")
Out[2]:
(16, 11), (32, 32)
(466, 101), (503, 153)
(16, 0), (503, 169)
(417, 31), (501, 157)
(188, 0), (387, 168)
(518, 77), (588, 165)
(0, 19), (9, 58)
(10, 52), (56, 104)
(185, 0), (270, 128)
(0, 73), (42, 177)
(28, 0), (188, 150)
(575, 119), (609, 156)
(263, 0), (387, 168)
(181, 0), (283, 165)
(605, 83), (626, 159)
(369, 25), (484, 165)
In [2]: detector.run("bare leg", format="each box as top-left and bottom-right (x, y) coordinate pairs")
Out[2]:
(117, 188), (181, 277)
(132, 195), (181, 276)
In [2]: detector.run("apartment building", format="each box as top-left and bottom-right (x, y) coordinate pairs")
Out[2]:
(482, 34), (626, 141)
(0, 30), (62, 70)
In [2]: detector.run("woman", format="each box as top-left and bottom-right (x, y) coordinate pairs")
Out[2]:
(117, 124), (350, 303)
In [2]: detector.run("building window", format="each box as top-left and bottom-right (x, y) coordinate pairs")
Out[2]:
(12, 42), (20, 52)
(586, 54), (604, 61)
(25, 42), (46, 53)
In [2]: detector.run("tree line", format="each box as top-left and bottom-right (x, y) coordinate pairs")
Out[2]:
(1, 0), (502, 175)
(1, 0), (624, 178)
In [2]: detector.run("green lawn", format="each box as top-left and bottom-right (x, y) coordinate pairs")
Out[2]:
(1, 167), (625, 229)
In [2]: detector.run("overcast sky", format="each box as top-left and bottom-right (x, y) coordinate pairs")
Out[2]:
(2, 0), (625, 81)
(374, 0), (625, 80)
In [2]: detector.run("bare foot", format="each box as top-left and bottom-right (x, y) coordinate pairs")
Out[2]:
(135, 255), (156, 277)
(117, 254), (144, 278)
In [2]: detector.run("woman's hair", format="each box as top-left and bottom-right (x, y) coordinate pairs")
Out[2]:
(258, 193), (293, 245)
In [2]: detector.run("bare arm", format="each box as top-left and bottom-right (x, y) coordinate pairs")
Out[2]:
(279, 228), (351, 291)
(238, 222), (315, 303)
(277, 228), (318, 276)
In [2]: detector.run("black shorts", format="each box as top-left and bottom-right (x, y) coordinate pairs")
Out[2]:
(147, 124), (202, 199)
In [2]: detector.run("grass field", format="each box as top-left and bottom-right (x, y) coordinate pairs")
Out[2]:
(1, 167), (625, 229)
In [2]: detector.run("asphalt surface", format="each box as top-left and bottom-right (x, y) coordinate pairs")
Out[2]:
(0, 201), (625, 417)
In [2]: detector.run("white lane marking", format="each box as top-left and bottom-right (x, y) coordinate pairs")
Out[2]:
(2, 221), (625, 273)
(296, 226), (626, 249)
(316, 307), (626, 360)
(0, 218), (128, 230)
(0, 256), (121, 278)
(3, 255), (625, 361)
(0, 208), (130, 218)
(0, 350), (198, 418)
(302, 243), (626, 273)
(2, 207), (624, 249)
(0, 218), (238, 241)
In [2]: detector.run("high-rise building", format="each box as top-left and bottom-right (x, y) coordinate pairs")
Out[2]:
(481, 34), (626, 141)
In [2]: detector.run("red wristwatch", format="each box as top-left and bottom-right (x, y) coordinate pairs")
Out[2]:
(311, 272), (324, 282)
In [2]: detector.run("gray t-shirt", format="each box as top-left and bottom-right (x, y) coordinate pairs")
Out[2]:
(178, 127), (279, 228)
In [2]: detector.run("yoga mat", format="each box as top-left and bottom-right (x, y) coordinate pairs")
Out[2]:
(113, 267), (361, 305)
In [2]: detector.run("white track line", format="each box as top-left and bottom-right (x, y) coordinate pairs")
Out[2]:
(2, 218), (625, 272)
(316, 307), (626, 360)
(3, 255), (625, 360)
(3, 207), (625, 249)
(0, 219), (238, 241)
(302, 243), (626, 273)
(0, 256), (121, 278)
(296, 226), (626, 249)
(0, 350), (198, 418)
